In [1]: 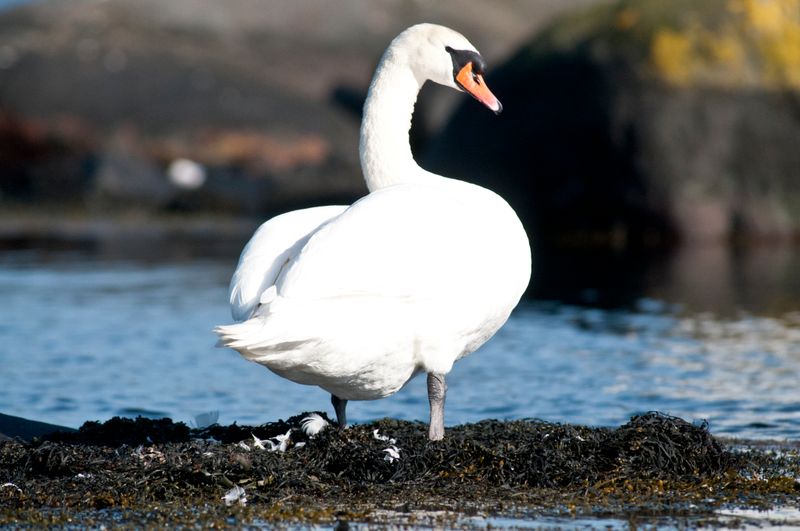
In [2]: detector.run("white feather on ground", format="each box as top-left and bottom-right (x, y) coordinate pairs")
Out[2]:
(222, 485), (247, 506)
(251, 433), (266, 450)
(383, 445), (401, 463)
(269, 429), (293, 452)
(301, 413), (330, 437)
(373, 429), (396, 444)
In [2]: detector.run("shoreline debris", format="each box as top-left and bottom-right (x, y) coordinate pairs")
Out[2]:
(221, 485), (247, 507)
(1, 411), (798, 527)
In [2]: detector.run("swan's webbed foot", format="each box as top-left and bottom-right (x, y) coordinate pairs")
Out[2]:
(331, 394), (348, 430)
(427, 372), (447, 441)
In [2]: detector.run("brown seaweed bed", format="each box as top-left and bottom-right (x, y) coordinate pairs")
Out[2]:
(1, 412), (799, 528)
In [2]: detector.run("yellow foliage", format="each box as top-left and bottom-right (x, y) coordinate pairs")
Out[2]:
(741, 0), (787, 33)
(647, 0), (800, 88)
(651, 29), (694, 86)
(740, 0), (800, 87)
(704, 32), (744, 65)
(762, 26), (800, 85)
(704, 31), (748, 85)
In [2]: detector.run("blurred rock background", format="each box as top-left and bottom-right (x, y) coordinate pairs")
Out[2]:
(1, 0), (799, 302)
(429, 0), (800, 247)
(0, 0), (596, 214)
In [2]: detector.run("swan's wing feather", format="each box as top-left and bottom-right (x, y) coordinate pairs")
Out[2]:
(276, 184), (499, 301)
(229, 205), (347, 321)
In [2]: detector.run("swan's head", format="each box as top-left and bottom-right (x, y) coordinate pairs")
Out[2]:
(391, 23), (502, 114)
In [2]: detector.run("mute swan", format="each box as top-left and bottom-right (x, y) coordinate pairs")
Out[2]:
(215, 23), (531, 441)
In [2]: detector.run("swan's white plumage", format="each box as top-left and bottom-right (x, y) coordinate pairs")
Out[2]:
(228, 205), (347, 321)
(215, 23), (531, 411)
(278, 181), (525, 301)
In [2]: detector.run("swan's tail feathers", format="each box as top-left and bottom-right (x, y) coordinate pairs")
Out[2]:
(214, 319), (265, 354)
(214, 318), (313, 362)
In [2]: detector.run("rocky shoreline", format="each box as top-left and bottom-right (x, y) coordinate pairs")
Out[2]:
(1, 412), (798, 527)
(4, 0), (799, 250)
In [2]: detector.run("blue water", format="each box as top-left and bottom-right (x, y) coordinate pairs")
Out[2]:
(1, 245), (799, 440)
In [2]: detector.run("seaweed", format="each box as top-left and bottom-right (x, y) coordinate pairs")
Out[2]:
(43, 416), (191, 446)
(1, 411), (798, 527)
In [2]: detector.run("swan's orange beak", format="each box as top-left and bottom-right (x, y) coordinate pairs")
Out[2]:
(456, 62), (503, 114)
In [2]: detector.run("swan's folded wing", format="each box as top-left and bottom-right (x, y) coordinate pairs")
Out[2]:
(275, 183), (495, 301)
(229, 205), (348, 321)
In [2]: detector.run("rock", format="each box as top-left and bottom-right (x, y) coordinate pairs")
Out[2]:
(425, 0), (800, 246)
(90, 130), (173, 210)
(0, 412), (75, 441)
(0, 111), (94, 203)
(0, 0), (601, 215)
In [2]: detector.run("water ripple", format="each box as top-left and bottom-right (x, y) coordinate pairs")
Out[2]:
(1, 250), (799, 439)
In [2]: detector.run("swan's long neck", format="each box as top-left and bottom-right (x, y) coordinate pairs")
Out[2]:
(359, 49), (430, 192)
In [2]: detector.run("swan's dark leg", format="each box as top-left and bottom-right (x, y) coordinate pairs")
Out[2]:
(331, 394), (348, 430)
(427, 373), (447, 441)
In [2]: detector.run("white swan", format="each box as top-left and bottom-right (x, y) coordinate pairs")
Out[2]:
(215, 23), (531, 441)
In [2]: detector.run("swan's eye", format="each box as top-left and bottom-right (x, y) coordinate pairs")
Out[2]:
(445, 46), (487, 84)
(446, 45), (502, 114)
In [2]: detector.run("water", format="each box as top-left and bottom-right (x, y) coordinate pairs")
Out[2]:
(1, 242), (800, 440)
